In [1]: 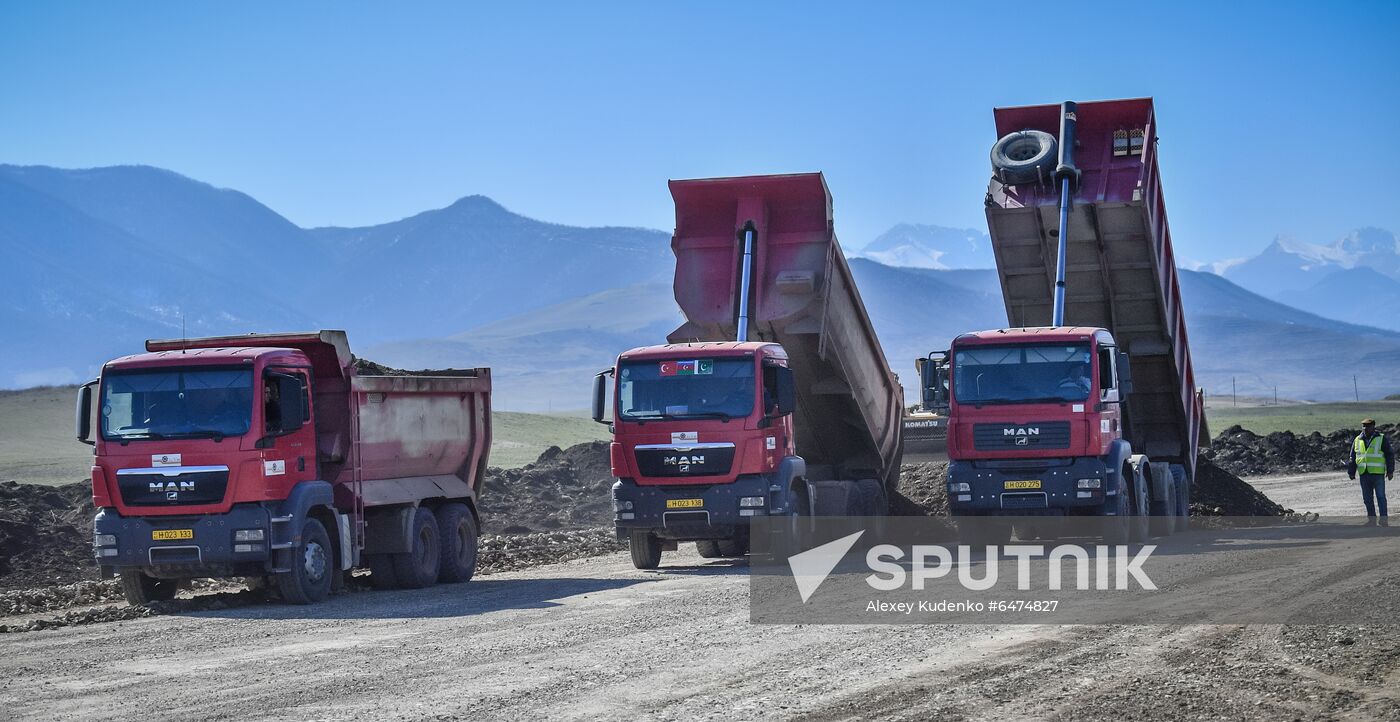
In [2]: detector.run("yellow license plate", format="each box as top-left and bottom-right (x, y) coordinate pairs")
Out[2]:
(665, 498), (704, 509)
(152, 529), (193, 541)
(1003, 480), (1042, 490)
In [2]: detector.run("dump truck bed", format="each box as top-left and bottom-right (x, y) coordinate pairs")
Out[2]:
(984, 99), (1205, 473)
(667, 173), (904, 486)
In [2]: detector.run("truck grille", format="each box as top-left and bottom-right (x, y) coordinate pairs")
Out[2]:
(973, 422), (1071, 451)
(634, 443), (735, 478)
(115, 466), (229, 507)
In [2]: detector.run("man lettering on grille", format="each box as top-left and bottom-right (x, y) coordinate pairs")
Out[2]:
(1347, 418), (1391, 526)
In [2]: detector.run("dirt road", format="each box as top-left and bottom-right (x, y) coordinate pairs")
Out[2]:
(3, 531), (1398, 721)
(1246, 471), (1373, 516)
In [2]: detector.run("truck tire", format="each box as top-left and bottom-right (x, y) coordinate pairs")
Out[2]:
(436, 503), (478, 584)
(717, 534), (748, 557)
(991, 130), (1058, 184)
(366, 553), (399, 589)
(1171, 465), (1190, 532)
(391, 507), (442, 589)
(856, 479), (888, 516)
(1104, 470), (1132, 546)
(275, 517), (334, 604)
(1129, 474), (1150, 545)
(811, 481), (855, 517)
(119, 570), (179, 605)
(629, 530), (662, 569)
(1148, 463), (1175, 538)
(696, 540), (723, 558)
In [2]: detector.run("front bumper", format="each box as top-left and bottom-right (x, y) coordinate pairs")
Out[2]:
(612, 475), (791, 540)
(93, 503), (272, 574)
(947, 458), (1111, 514)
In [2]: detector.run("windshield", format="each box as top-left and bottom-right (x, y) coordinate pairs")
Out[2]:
(953, 343), (1092, 405)
(618, 357), (755, 421)
(101, 367), (254, 440)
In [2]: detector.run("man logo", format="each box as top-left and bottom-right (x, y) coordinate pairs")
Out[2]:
(149, 481), (196, 493)
(1015, 436), (1030, 446)
(1003, 427), (1040, 437)
(166, 491), (179, 501)
(664, 455), (705, 473)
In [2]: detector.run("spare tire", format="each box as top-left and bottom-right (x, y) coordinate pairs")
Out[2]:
(991, 130), (1057, 185)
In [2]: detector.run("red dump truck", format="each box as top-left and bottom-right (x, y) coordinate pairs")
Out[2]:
(593, 173), (904, 568)
(943, 98), (1206, 542)
(76, 331), (491, 604)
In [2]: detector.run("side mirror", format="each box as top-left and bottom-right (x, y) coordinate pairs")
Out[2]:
(591, 369), (613, 424)
(771, 366), (797, 417)
(75, 379), (98, 446)
(1116, 351), (1134, 396)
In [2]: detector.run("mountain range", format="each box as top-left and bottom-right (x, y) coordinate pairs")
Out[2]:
(4, 163), (1399, 408)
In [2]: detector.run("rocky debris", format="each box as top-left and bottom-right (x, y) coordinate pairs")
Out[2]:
(352, 358), (482, 378)
(890, 462), (950, 517)
(1203, 424), (1386, 477)
(480, 441), (615, 534)
(478, 528), (624, 574)
(1192, 457), (1288, 516)
(0, 480), (95, 590)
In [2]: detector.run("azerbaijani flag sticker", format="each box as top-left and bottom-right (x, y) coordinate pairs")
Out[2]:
(660, 359), (715, 377)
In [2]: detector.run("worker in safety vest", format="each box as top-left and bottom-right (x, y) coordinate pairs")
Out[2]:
(1346, 419), (1391, 526)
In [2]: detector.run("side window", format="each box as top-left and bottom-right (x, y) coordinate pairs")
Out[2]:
(762, 364), (779, 414)
(1097, 347), (1116, 394)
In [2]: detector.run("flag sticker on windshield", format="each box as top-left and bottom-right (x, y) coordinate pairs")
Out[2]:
(660, 359), (714, 377)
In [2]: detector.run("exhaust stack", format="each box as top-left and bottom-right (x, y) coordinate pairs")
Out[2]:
(736, 220), (756, 342)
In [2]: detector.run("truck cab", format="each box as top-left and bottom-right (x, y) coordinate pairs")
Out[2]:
(946, 327), (1133, 517)
(594, 341), (800, 565)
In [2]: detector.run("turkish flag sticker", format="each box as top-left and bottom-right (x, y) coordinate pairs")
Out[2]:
(660, 361), (677, 377)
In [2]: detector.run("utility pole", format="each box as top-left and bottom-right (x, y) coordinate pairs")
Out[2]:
(1232, 376), (1237, 407)
(1355, 375), (1360, 402)
(1274, 386), (1278, 406)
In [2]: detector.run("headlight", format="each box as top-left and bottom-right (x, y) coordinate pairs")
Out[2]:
(613, 500), (634, 511)
(948, 482), (970, 493)
(1077, 478), (1102, 489)
(234, 529), (265, 542)
(739, 496), (766, 508)
(94, 534), (117, 547)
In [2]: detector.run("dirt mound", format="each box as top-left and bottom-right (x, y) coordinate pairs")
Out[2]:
(890, 462), (949, 516)
(352, 358), (481, 377)
(1192, 457), (1288, 516)
(0, 481), (95, 590)
(480, 441), (614, 534)
(1203, 424), (1369, 477)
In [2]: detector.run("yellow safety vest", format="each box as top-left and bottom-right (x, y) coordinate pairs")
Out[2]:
(1354, 435), (1386, 475)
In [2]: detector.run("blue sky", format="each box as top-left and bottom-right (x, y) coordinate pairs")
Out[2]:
(2, 1), (1396, 263)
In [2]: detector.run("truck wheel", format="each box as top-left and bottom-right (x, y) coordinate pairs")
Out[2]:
(1148, 462), (1175, 538)
(1172, 465), (1191, 531)
(991, 130), (1058, 184)
(392, 507), (442, 589)
(696, 540), (723, 558)
(811, 481), (855, 516)
(629, 530), (662, 569)
(1129, 482), (1150, 544)
(436, 503), (478, 583)
(366, 554), (399, 590)
(119, 570), (179, 605)
(275, 518), (333, 605)
(1104, 473), (1132, 546)
(856, 479), (888, 516)
(717, 534), (748, 557)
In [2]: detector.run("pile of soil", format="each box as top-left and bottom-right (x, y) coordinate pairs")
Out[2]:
(352, 358), (481, 377)
(0, 481), (94, 590)
(480, 442), (615, 534)
(1192, 457), (1288, 516)
(1203, 424), (1370, 477)
(890, 462), (950, 517)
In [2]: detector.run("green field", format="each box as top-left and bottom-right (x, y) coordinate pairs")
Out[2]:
(1206, 401), (1400, 436)
(0, 386), (607, 486)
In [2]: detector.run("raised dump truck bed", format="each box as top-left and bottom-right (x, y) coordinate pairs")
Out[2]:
(667, 173), (904, 489)
(984, 98), (1205, 474)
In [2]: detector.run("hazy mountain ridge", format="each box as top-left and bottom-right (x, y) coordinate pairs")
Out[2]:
(6, 163), (1400, 407)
